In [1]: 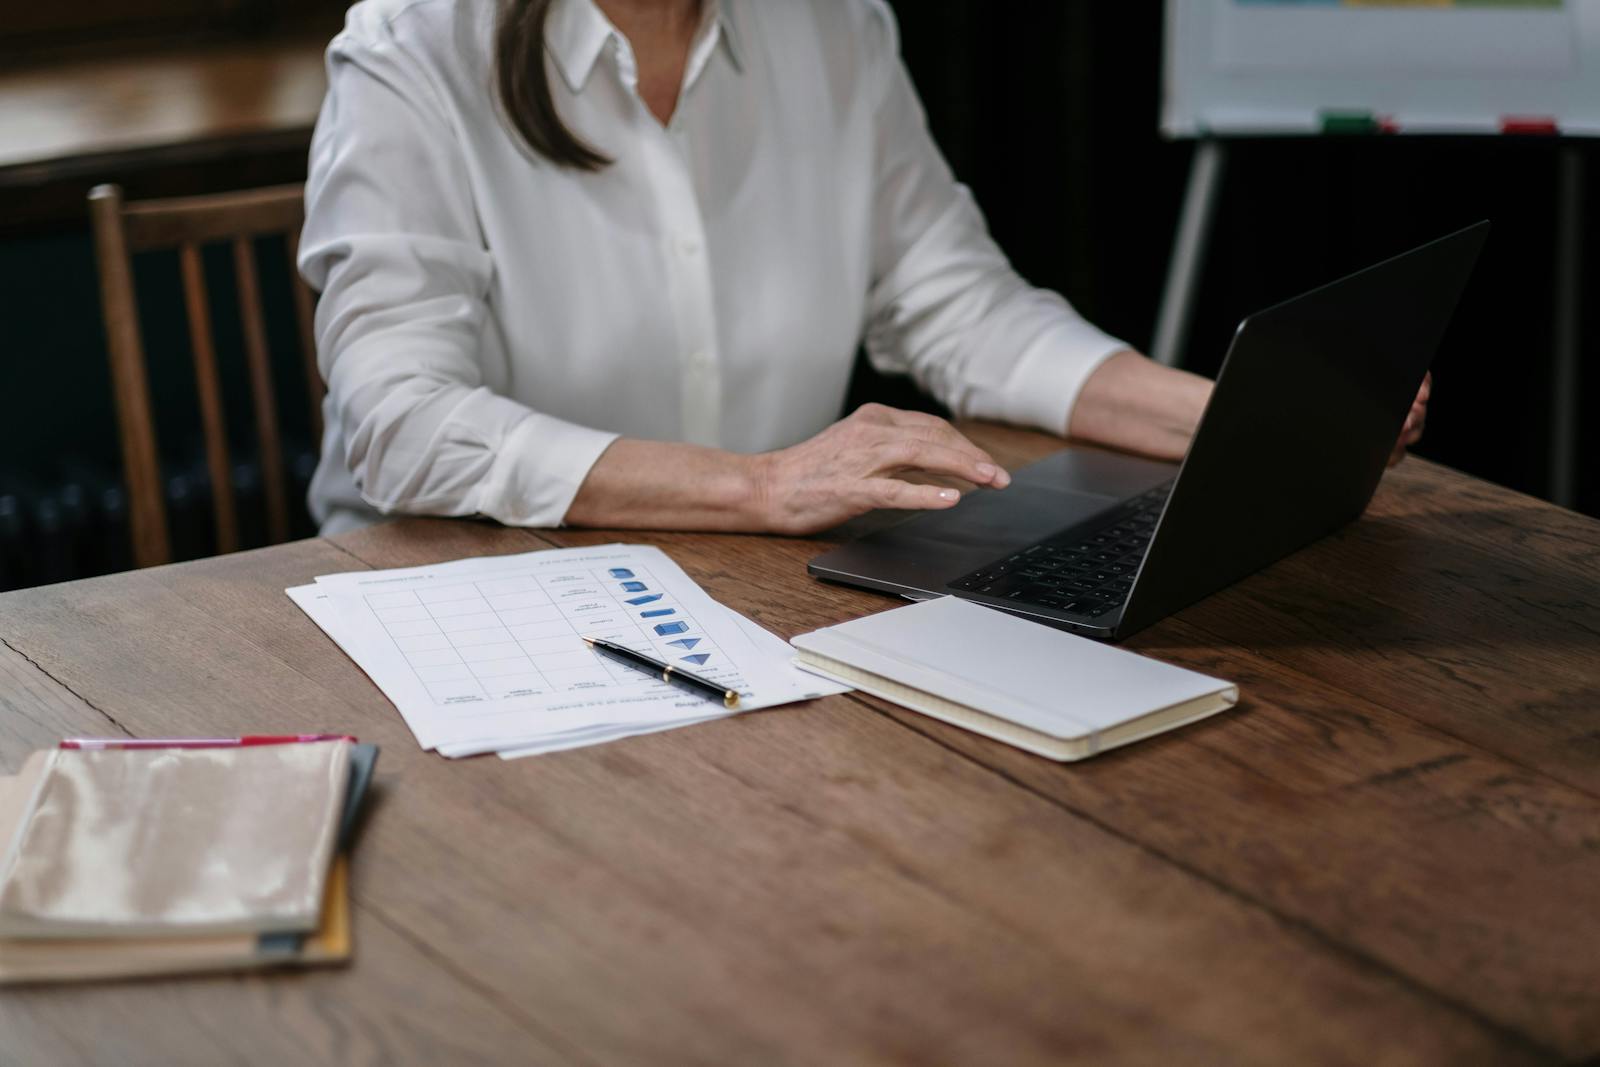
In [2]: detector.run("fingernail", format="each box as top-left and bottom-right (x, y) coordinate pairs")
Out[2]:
(976, 463), (997, 480)
(993, 468), (1011, 488)
(938, 488), (960, 501)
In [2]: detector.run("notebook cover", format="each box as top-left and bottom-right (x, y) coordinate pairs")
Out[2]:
(790, 597), (1238, 757)
(0, 741), (351, 939)
(0, 753), (52, 860)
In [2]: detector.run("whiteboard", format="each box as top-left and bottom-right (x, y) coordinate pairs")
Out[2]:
(1164, 0), (1600, 138)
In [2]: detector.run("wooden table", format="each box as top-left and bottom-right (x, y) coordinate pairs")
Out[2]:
(0, 36), (326, 185)
(0, 33), (327, 232)
(1, 424), (1597, 1065)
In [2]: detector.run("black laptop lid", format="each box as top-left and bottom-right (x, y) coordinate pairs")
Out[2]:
(1117, 221), (1488, 637)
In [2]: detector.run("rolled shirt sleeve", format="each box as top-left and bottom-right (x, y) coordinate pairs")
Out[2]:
(299, 9), (617, 528)
(860, 2), (1128, 437)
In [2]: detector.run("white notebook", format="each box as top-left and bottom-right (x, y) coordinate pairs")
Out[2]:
(790, 597), (1238, 761)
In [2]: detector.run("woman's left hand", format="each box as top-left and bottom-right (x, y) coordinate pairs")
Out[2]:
(1389, 372), (1431, 467)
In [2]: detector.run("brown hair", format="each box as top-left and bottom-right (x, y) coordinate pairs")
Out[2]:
(494, 0), (611, 170)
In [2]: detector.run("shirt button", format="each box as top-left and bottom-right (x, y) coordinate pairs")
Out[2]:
(677, 236), (701, 258)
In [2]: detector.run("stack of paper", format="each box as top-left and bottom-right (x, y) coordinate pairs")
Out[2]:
(0, 739), (376, 983)
(290, 544), (847, 758)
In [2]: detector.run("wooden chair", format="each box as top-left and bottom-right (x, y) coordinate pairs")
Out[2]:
(88, 182), (323, 569)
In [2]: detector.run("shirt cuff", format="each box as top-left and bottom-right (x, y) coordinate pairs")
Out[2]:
(474, 412), (620, 528)
(992, 321), (1129, 437)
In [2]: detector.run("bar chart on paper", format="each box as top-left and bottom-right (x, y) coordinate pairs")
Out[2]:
(286, 544), (845, 757)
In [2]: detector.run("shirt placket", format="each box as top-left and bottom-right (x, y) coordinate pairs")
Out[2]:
(614, 37), (723, 449)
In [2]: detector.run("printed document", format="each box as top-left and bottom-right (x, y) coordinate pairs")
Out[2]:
(289, 544), (845, 757)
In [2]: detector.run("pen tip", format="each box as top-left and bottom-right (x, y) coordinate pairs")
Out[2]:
(581, 636), (596, 646)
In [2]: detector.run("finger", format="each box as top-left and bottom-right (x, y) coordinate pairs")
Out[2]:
(874, 407), (960, 432)
(848, 402), (900, 426)
(874, 439), (1008, 487)
(893, 419), (1009, 485)
(1388, 443), (1405, 467)
(859, 478), (962, 511)
(852, 405), (1009, 488)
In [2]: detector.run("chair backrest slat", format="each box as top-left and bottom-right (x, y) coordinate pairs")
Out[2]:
(178, 242), (239, 556)
(89, 182), (317, 566)
(286, 229), (325, 440)
(232, 236), (292, 546)
(89, 185), (171, 569)
(121, 185), (307, 253)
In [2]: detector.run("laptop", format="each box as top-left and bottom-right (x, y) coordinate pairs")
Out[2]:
(808, 221), (1488, 640)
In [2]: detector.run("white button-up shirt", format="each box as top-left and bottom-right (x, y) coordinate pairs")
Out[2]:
(301, 0), (1128, 532)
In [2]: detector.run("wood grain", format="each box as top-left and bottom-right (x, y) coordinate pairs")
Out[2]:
(0, 426), (1593, 1063)
(964, 430), (1600, 792)
(0, 621), (577, 1067)
(0, 40), (325, 178)
(0, 540), (1535, 1064)
(526, 523), (1600, 1057)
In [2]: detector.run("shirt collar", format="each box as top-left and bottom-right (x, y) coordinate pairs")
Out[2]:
(546, 0), (743, 96)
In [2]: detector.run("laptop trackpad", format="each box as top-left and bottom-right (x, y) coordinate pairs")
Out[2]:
(894, 483), (1116, 556)
(808, 446), (1178, 596)
(909, 443), (1181, 554)
(1013, 446), (1175, 499)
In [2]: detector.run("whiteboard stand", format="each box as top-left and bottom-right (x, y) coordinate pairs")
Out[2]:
(1152, 140), (1227, 369)
(1552, 146), (1583, 510)
(1160, 0), (1591, 507)
(1152, 140), (1584, 507)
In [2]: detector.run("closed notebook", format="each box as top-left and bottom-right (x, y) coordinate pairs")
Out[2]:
(790, 597), (1238, 761)
(0, 741), (351, 939)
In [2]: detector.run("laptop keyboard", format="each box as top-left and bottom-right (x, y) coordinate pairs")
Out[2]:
(948, 481), (1174, 619)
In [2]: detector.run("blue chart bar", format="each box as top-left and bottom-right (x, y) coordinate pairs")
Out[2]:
(608, 568), (635, 579)
(666, 638), (701, 650)
(681, 654), (711, 666)
(620, 581), (648, 593)
(625, 593), (663, 606)
(654, 621), (689, 636)
(640, 608), (676, 618)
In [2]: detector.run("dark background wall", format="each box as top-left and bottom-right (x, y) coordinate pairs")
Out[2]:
(887, 1), (1591, 518)
(0, 0), (1592, 590)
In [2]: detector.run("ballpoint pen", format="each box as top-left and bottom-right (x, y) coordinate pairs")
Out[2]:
(582, 637), (740, 708)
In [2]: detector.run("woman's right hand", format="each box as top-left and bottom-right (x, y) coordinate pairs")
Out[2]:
(751, 403), (1010, 536)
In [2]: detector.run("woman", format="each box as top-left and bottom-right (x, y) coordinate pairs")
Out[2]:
(301, 0), (1427, 536)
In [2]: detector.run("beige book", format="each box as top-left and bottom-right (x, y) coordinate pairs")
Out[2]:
(0, 856), (351, 984)
(0, 741), (350, 939)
